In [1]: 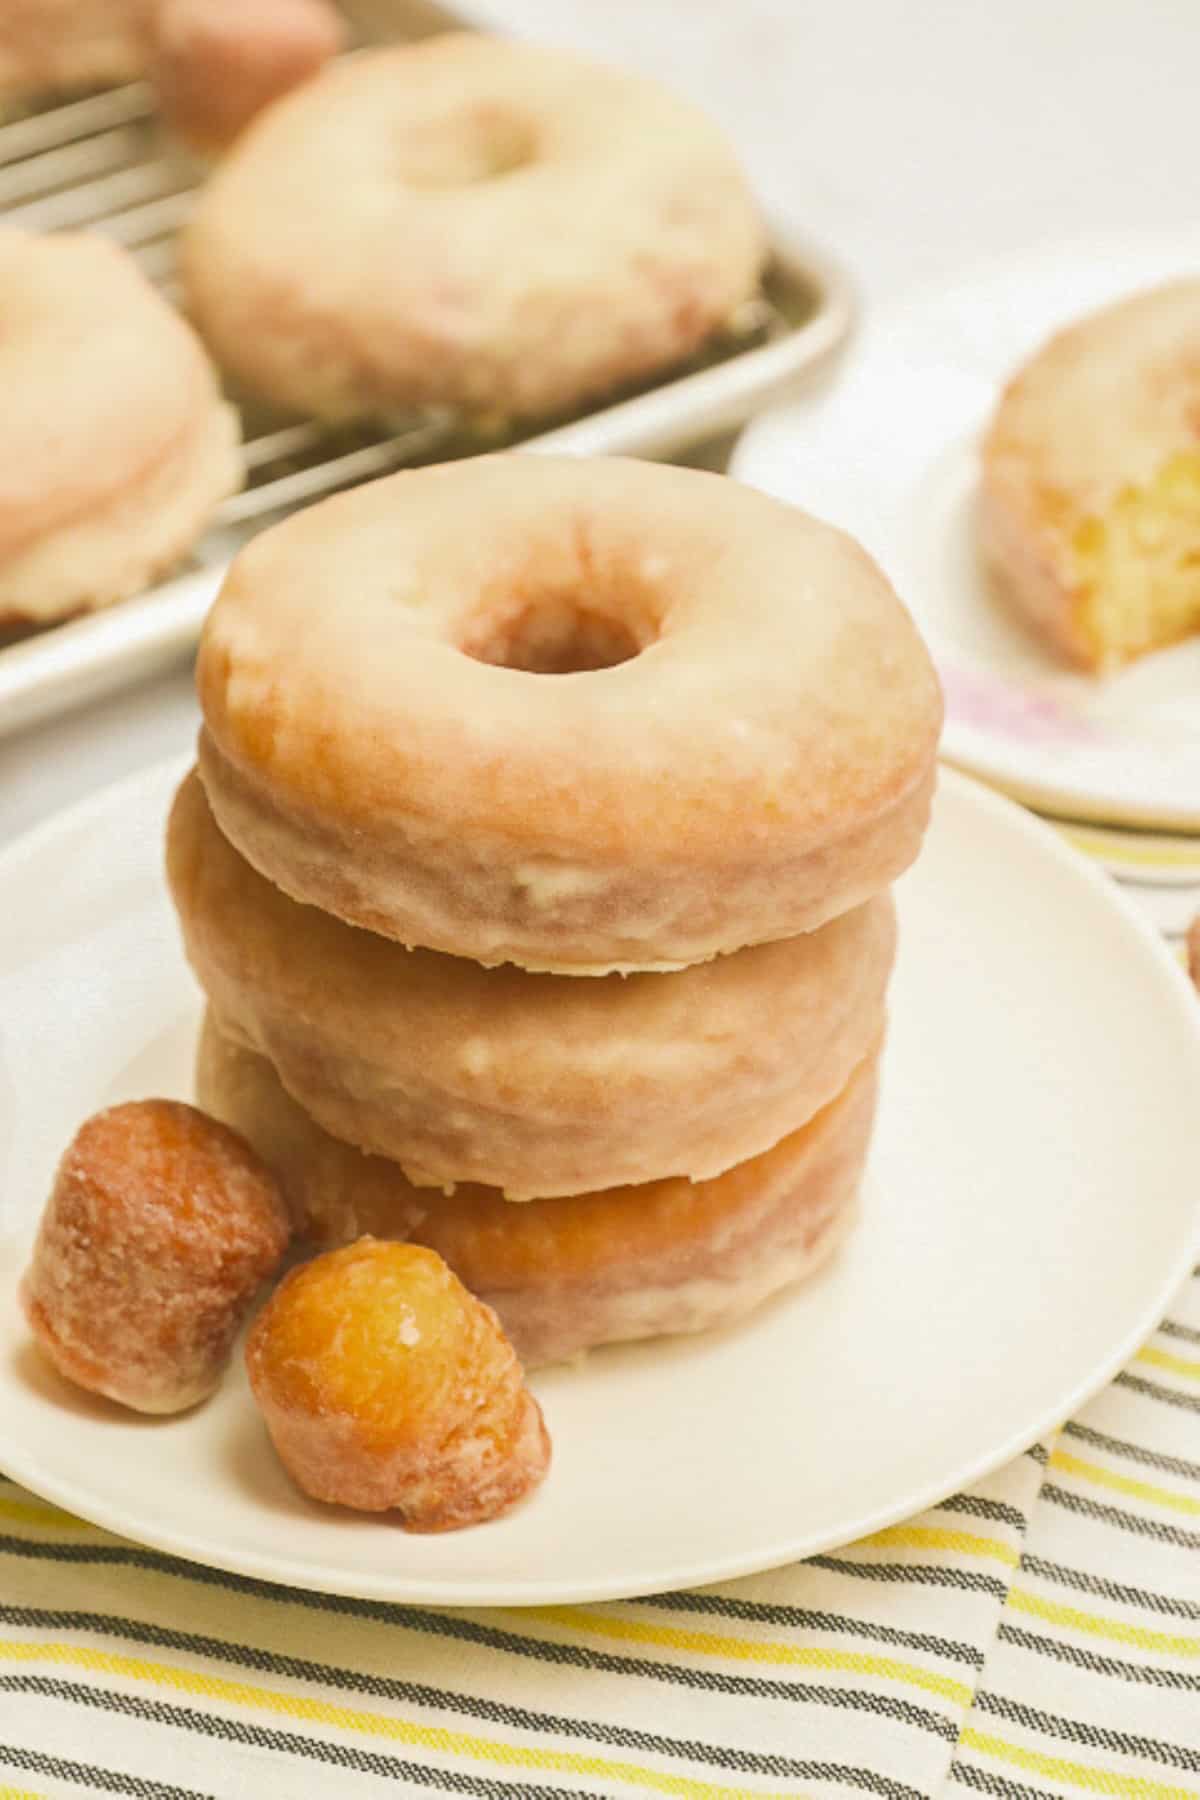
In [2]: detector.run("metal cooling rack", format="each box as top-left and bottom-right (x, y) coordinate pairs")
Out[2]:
(0, 9), (856, 734)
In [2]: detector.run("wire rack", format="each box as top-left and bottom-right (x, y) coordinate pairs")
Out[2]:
(0, 74), (795, 539)
(0, 18), (854, 732)
(0, 79), (472, 530)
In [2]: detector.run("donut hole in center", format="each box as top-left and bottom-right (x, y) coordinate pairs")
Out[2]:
(460, 595), (652, 675)
(394, 109), (535, 187)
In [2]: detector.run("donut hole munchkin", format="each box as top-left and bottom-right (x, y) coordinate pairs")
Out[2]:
(458, 591), (651, 674)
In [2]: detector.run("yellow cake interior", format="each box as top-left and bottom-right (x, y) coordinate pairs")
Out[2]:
(1073, 451), (1200, 667)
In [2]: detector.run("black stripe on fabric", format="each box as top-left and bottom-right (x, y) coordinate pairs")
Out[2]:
(949, 1763), (1061, 1800)
(0, 1602), (812, 1784)
(1159, 1318), (1200, 1346)
(806, 1555), (1008, 1601)
(1117, 1371), (1200, 1417)
(0, 1739), (213, 1800)
(630, 1593), (983, 1669)
(1042, 1482), (1200, 1552)
(0, 1529), (1000, 1652)
(0, 1677), (574, 1800)
(997, 1625), (1200, 1693)
(752, 1764), (925, 1800)
(936, 1495), (1027, 1532)
(1021, 1552), (1200, 1622)
(0, 1551), (957, 1743)
(1062, 1420), (1200, 1485)
(975, 1689), (1200, 1774)
(0, 1677), (931, 1800)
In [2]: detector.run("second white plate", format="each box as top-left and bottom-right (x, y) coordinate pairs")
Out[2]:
(0, 759), (1198, 1604)
(734, 228), (1200, 830)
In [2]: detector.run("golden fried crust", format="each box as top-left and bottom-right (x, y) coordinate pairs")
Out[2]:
(196, 455), (941, 972)
(180, 33), (766, 421)
(200, 1015), (878, 1368)
(980, 280), (1200, 669)
(153, 0), (344, 153)
(169, 769), (894, 1195)
(21, 1100), (290, 1414)
(0, 229), (241, 625)
(245, 1239), (551, 1528)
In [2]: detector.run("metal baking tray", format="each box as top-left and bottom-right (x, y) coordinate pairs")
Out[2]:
(0, 1), (855, 737)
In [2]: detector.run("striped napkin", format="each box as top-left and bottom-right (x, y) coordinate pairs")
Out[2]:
(0, 836), (1197, 1800)
(0, 1447), (1051, 1798)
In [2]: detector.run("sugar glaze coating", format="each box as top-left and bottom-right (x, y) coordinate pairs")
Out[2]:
(22, 1100), (289, 1413)
(246, 1239), (551, 1528)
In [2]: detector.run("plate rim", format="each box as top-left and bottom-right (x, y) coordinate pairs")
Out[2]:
(2, 754), (1199, 1605)
(732, 224), (1200, 832)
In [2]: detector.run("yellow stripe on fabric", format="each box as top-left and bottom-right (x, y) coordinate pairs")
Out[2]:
(1050, 1448), (1200, 1518)
(961, 1727), (1197, 1798)
(1137, 1345), (1200, 1383)
(1007, 1589), (1200, 1658)
(529, 1608), (972, 1708)
(0, 1496), (89, 1532)
(858, 1525), (1020, 1568)
(1052, 826), (1200, 873)
(0, 1640), (773, 1800)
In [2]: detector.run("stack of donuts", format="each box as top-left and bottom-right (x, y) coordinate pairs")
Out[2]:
(168, 452), (942, 1368)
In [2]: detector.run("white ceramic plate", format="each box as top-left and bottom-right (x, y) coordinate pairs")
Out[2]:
(733, 229), (1200, 830)
(1, 759), (1198, 1606)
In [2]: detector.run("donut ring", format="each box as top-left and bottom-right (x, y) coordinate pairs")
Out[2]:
(199, 1016), (877, 1369)
(197, 456), (941, 973)
(0, 230), (241, 631)
(980, 280), (1200, 670)
(169, 769), (894, 1197)
(179, 33), (766, 422)
(0, 0), (152, 97)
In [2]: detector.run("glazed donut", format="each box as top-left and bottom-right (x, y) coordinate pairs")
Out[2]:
(200, 1017), (878, 1368)
(0, 230), (241, 632)
(179, 33), (766, 422)
(246, 1238), (550, 1528)
(0, 0), (153, 97)
(197, 456), (939, 972)
(168, 769), (894, 1196)
(22, 1099), (289, 1414)
(152, 0), (344, 154)
(980, 280), (1200, 671)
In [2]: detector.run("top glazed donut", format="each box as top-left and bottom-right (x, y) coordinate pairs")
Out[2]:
(196, 455), (942, 973)
(179, 33), (767, 422)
